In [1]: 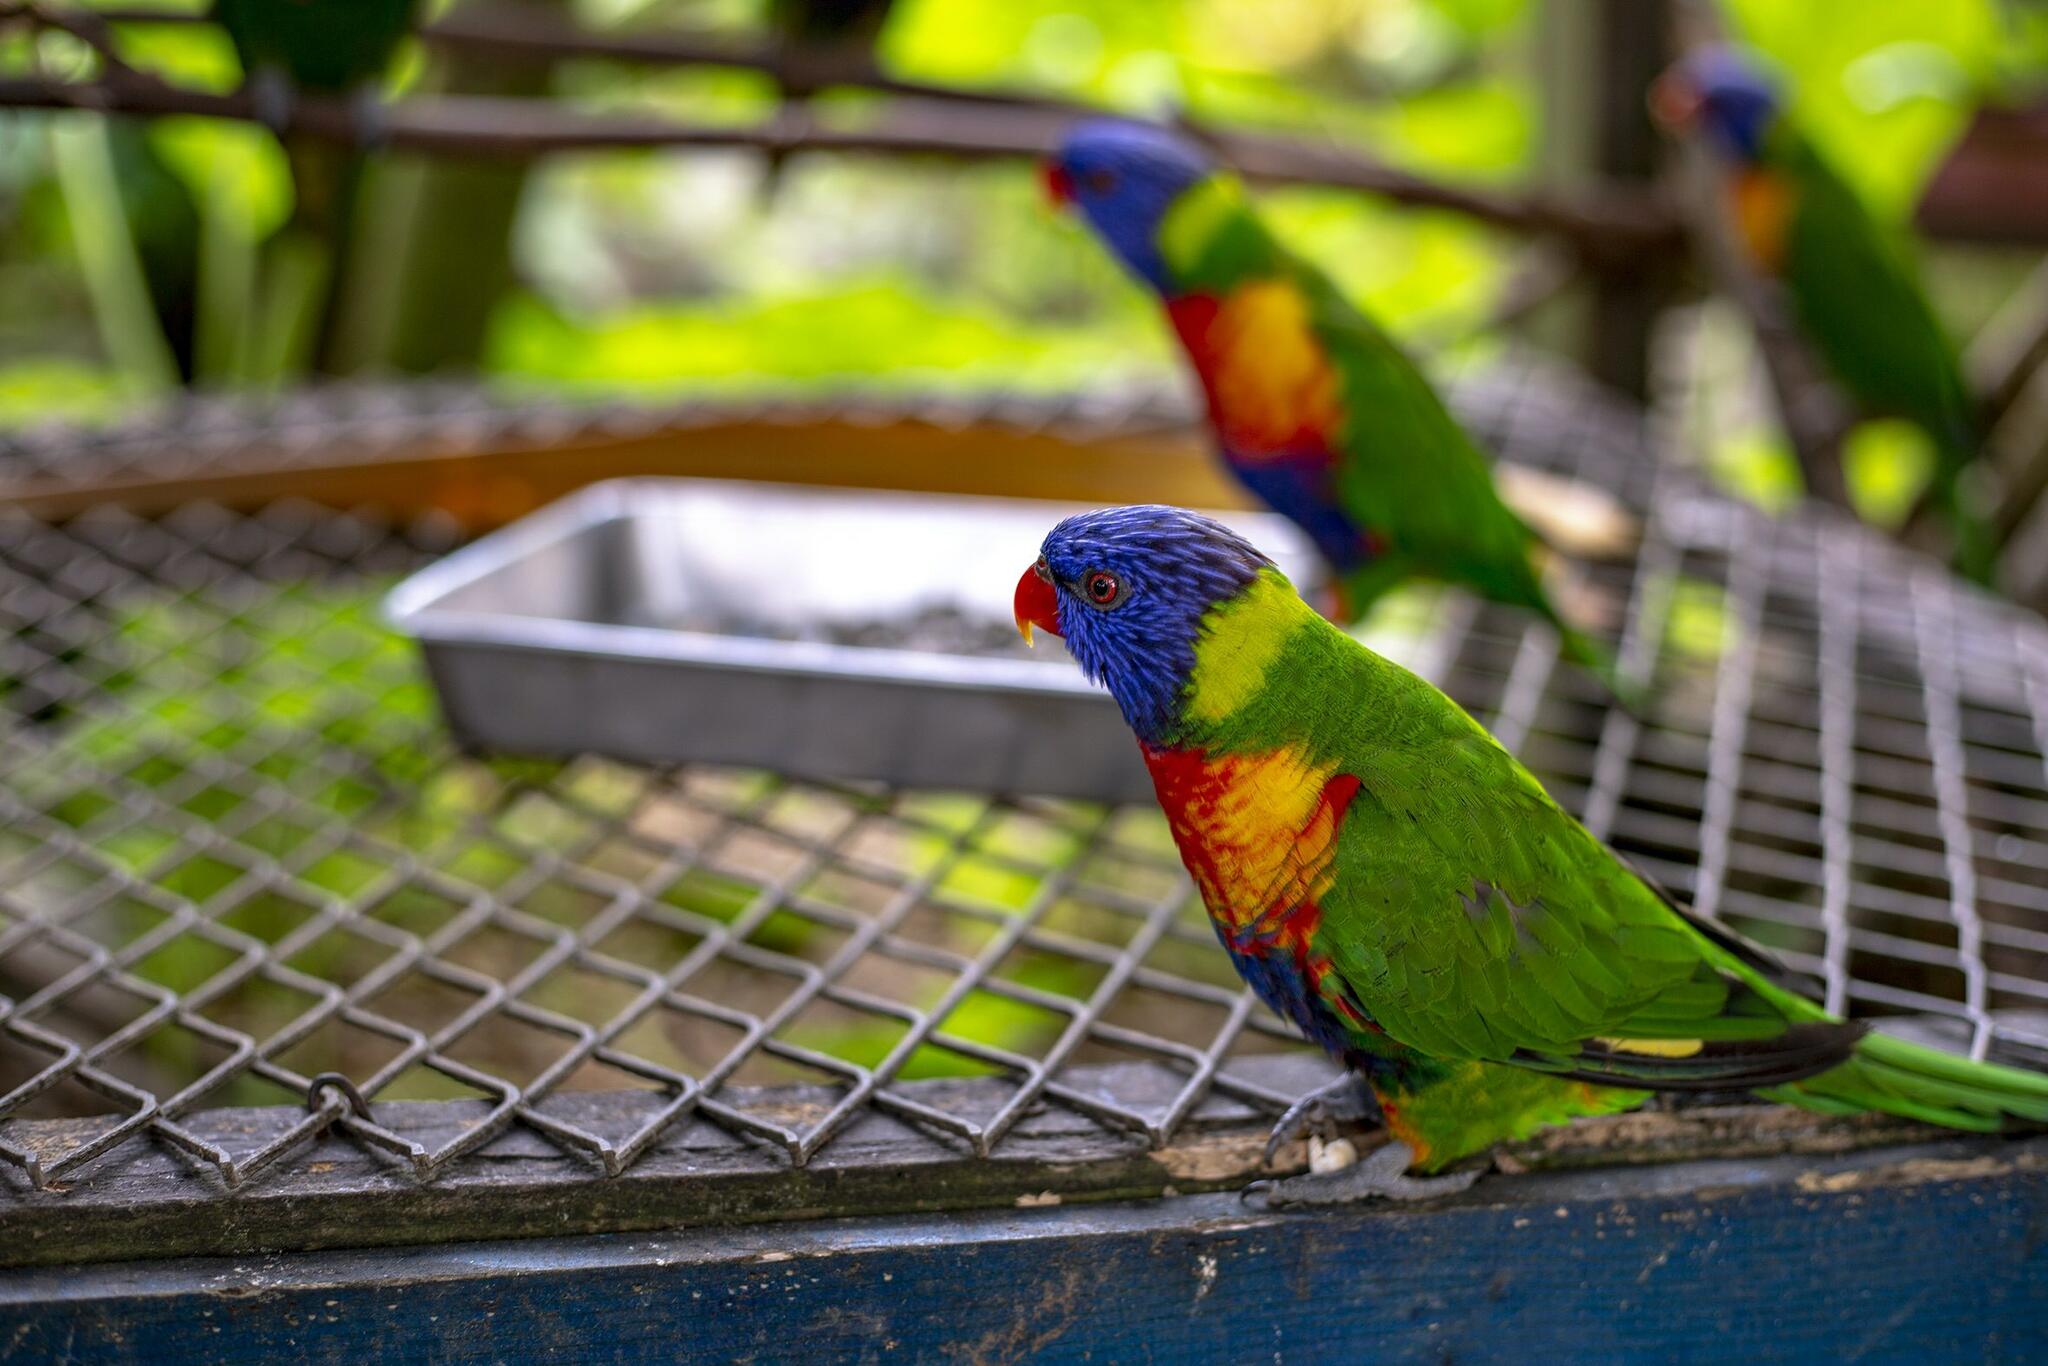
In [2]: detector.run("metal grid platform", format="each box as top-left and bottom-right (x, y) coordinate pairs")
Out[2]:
(2, 374), (2045, 1198)
(0, 348), (1662, 513)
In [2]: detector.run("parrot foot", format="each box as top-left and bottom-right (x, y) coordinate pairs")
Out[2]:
(1260, 1073), (1381, 1167)
(1242, 1140), (1484, 1209)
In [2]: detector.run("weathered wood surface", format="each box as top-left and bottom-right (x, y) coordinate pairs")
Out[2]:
(0, 1058), (1324, 1270)
(0, 1055), (1989, 1272)
(3, 1134), (2043, 1364)
(0, 403), (1235, 528)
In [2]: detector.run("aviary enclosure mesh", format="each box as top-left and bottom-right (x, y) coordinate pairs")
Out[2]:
(1, 359), (2044, 1192)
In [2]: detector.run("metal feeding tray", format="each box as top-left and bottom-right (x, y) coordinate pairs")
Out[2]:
(385, 478), (1319, 802)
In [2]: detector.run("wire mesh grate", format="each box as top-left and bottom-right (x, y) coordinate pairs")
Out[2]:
(0, 350), (1659, 513)
(0, 498), (1335, 1189)
(2, 373), (2045, 1197)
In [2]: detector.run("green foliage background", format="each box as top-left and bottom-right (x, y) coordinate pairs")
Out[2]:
(1, 0), (2025, 418)
(0, 1), (2043, 1107)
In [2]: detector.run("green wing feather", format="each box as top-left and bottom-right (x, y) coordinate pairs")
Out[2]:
(1158, 180), (1631, 699)
(214, 0), (421, 92)
(1315, 683), (1796, 1066)
(1772, 133), (1993, 576)
(1288, 617), (2048, 1124)
(1776, 134), (1976, 469)
(1299, 280), (1546, 603)
(1159, 182), (1546, 600)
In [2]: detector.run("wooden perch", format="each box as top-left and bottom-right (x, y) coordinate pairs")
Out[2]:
(3, 5), (1680, 261)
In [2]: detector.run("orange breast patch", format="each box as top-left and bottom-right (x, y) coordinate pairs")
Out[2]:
(1142, 742), (1358, 949)
(1730, 168), (1795, 274)
(1167, 281), (1344, 458)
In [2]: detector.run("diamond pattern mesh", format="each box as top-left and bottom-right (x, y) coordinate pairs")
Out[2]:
(1, 372), (2043, 1195)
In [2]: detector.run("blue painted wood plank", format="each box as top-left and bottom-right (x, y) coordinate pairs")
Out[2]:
(3, 1138), (2043, 1364)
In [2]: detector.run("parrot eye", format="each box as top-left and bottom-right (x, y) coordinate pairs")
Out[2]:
(1083, 168), (1117, 195)
(1081, 569), (1125, 608)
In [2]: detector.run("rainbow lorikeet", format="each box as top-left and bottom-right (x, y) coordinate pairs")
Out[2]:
(1653, 47), (1991, 580)
(759, 0), (895, 197)
(1014, 505), (2048, 1202)
(214, 0), (422, 372)
(214, 0), (421, 99)
(1044, 121), (1633, 706)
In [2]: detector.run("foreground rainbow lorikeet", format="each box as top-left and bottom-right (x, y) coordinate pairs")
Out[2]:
(1015, 505), (2048, 1203)
(1044, 121), (1632, 705)
(1654, 46), (1991, 579)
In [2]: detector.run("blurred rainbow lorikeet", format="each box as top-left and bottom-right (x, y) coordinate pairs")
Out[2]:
(759, 0), (895, 196)
(214, 0), (421, 101)
(214, 0), (422, 371)
(1015, 504), (2048, 1202)
(1043, 120), (1634, 706)
(1654, 46), (1992, 580)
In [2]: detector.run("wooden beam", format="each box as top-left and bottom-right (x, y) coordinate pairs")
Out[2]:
(0, 1048), (1992, 1271)
(3, 1134), (2041, 1360)
(1585, 0), (1676, 398)
(0, 409), (1244, 531)
(0, 9), (1681, 261)
(1917, 106), (2048, 246)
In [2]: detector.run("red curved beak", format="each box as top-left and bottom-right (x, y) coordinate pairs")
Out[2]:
(1649, 71), (1701, 131)
(1014, 560), (1061, 645)
(1040, 161), (1074, 210)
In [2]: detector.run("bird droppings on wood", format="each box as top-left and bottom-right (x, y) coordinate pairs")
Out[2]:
(1151, 1128), (1291, 1183)
(1793, 1152), (2031, 1195)
(1013, 1191), (1061, 1208)
(1307, 1136), (1359, 1174)
(1495, 1101), (1941, 1170)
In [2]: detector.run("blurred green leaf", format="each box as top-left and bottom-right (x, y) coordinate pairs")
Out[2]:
(1843, 417), (1936, 529)
(0, 359), (128, 423)
(485, 276), (1167, 393)
(1658, 575), (1733, 665)
(1707, 430), (1804, 517)
(1725, 0), (2002, 216)
(49, 118), (181, 391)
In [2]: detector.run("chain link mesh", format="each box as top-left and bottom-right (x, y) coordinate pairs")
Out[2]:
(1, 369), (2043, 1197)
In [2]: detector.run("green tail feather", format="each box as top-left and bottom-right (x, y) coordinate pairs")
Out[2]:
(1764, 1031), (2048, 1132)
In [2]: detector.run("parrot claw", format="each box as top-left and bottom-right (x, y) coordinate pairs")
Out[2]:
(1243, 1140), (1485, 1209)
(1261, 1073), (1380, 1167)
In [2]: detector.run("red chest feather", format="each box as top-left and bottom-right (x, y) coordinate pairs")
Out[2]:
(1140, 741), (1359, 948)
(1728, 167), (1795, 274)
(1166, 283), (1345, 458)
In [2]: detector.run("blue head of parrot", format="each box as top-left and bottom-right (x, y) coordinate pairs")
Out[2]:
(1654, 46), (1781, 163)
(1043, 120), (1214, 293)
(1014, 504), (1270, 742)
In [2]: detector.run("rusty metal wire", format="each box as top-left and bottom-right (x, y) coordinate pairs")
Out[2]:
(1, 369), (2044, 1198)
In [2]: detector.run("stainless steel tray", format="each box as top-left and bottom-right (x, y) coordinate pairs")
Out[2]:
(384, 478), (1319, 803)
